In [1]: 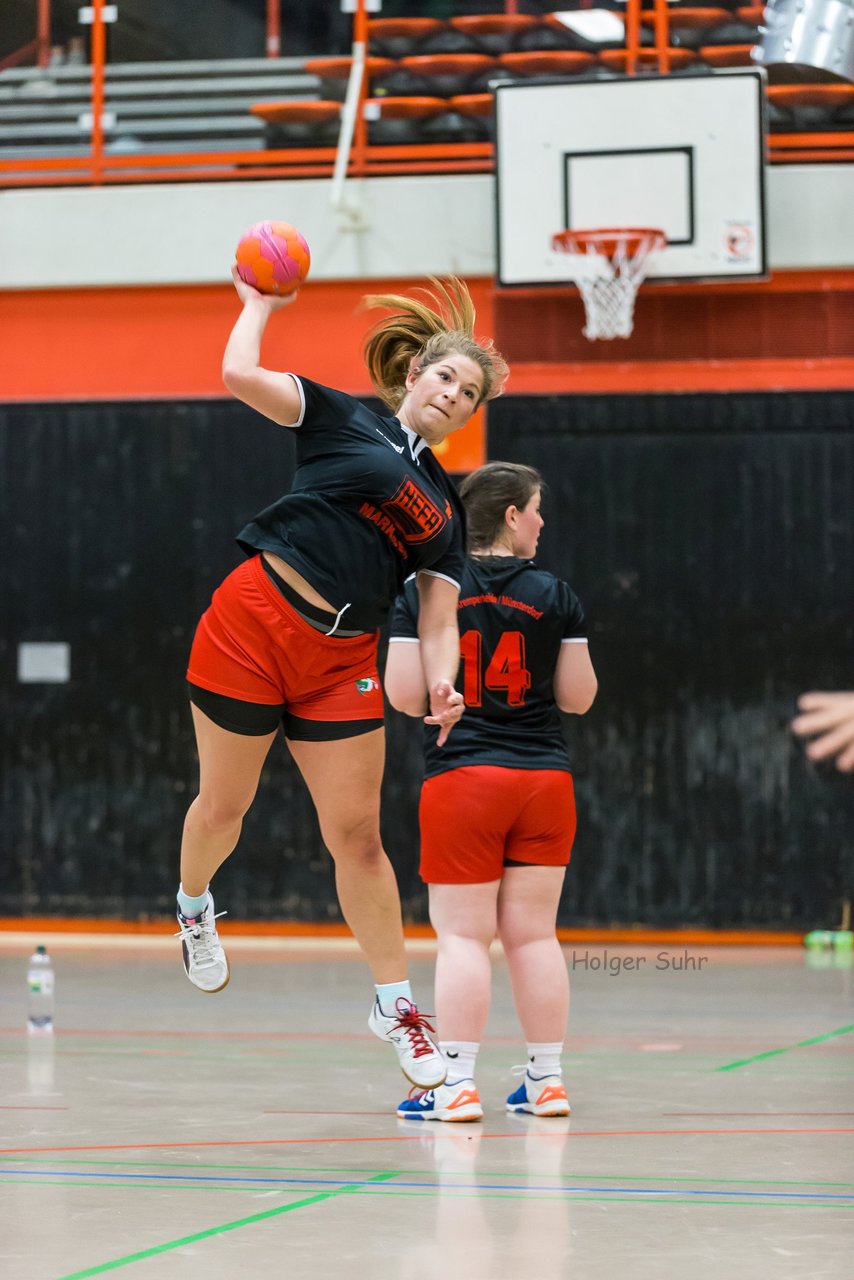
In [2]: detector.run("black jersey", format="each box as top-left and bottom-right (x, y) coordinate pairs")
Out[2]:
(237, 377), (466, 630)
(391, 555), (587, 777)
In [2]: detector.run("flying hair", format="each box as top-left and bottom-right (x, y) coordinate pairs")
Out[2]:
(361, 276), (509, 413)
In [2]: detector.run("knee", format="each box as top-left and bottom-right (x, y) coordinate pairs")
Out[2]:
(189, 790), (253, 836)
(324, 816), (384, 869)
(498, 918), (551, 955)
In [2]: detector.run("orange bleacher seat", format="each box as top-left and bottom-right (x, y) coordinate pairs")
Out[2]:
(397, 54), (497, 99)
(366, 18), (445, 60)
(449, 15), (539, 56)
(766, 82), (854, 130)
(699, 44), (755, 67)
(363, 95), (448, 145)
(449, 93), (494, 119)
(249, 100), (341, 144)
(499, 50), (597, 78)
(305, 56), (395, 102)
(599, 47), (698, 73)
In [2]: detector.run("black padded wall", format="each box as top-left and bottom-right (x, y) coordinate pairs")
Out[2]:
(488, 390), (854, 929)
(2, 392), (852, 927)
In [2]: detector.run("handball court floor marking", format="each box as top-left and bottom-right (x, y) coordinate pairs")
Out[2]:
(1, 935), (852, 1280)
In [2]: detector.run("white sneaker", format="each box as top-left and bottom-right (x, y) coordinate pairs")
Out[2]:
(175, 893), (230, 993)
(368, 997), (446, 1088)
(506, 1071), (570, 1117)
(397, 1079), (483, 1123)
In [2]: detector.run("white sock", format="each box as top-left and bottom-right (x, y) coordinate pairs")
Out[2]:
(177, 884), (209, 917)
(374, 980), (413, 1016)
(440, 1041), (479, 1085)
(526, 1042), (563, 1079)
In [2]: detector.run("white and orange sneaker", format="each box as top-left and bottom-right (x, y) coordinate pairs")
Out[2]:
(506, 1072), (570, 1117)
(397, 1079), (484, 1123)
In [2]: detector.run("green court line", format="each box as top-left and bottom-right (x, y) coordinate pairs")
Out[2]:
(10, 1177), (851, 1210)
(56, 1172), (396, 1280)
(716, 1023), (854, 1072)
(4, 1155), (853, 1189)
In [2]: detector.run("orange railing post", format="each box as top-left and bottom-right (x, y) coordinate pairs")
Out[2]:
(89, 0), (107, 183)
(266, 0), (281, 58)
(351, 0), (369, 177)
(652, 0), (671, 74)
(624, 0), (640, 75)
(37, 0), (52, 68)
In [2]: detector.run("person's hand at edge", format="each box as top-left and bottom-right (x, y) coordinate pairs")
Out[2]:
(791, 691), (854, 772)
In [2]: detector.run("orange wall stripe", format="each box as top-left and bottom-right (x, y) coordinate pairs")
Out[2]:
(0, 917), (803, 945)
(0, 277), (495, 400)
(0, 277), (495, 469)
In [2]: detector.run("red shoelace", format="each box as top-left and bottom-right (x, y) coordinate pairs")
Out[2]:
(392, 998), (438, 1060)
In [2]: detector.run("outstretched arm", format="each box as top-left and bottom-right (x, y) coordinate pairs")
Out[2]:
(221, 267), (303, 426)
(416, 573), (463, 747)
(791, 691), (854, 772)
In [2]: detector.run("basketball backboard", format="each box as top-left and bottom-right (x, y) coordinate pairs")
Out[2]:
(495, 71), (767, 286)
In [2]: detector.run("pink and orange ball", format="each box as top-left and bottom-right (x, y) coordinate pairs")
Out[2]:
(235, 221), (310, 296)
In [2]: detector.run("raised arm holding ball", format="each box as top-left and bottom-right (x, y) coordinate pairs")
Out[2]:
(174, 225), (509, 1089)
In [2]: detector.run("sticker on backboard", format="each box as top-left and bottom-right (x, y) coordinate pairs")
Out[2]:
(724, 222), (755, 262)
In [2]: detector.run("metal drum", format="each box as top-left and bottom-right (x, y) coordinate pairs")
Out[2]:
(753, 0), (854, 81)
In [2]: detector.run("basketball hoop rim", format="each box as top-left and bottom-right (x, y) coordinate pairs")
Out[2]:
(552, 227), (667, 256)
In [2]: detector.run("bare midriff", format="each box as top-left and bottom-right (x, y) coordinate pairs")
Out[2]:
(261, 552), (336, 614)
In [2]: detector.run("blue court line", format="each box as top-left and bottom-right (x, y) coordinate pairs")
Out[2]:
(2, 1168), (852, 1200)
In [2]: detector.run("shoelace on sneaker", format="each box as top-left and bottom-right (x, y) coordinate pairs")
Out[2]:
(174, 910), (227, 966)
(390, 997), (438, 1060)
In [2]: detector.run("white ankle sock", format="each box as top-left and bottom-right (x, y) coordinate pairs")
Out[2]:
(177, 884), (209, 917)
(440, 1041), (479, 1085)
(526, 1042), (563, 1078)
(374, 980), (413, 1016)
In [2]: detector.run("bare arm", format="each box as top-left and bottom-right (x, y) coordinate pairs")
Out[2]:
(791, 691), (854, 772)
(384, 641), (428, 717)
(416, 572), (464, 747)
(553, 642), (598, 714)
(221, 267), (303, 426)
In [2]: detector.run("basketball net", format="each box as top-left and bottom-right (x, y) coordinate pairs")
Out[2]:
(551, 228), (666, 341)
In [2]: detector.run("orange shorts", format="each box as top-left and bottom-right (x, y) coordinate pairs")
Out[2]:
(419, 765), (576, 884)
(186, 555), (384, 739)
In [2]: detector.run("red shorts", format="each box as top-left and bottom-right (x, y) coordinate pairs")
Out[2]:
(186, 555), (384, 739)
(419, 765), (576, 884)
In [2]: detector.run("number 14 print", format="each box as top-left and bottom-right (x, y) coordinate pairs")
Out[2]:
(460, 630), (532, 707)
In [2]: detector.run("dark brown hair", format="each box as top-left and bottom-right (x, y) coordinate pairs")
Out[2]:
(361, 277), (509, 412)
(458, 461), (543, 551)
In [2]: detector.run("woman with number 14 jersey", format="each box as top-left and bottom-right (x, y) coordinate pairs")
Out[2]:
(386, 462), (597, 1122)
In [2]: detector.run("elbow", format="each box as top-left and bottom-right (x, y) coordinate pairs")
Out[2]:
(384, 676), (428, 718)
(388, 691), (428, 718)
(222, 362), (249, 396)
(557, 678), (598, 716)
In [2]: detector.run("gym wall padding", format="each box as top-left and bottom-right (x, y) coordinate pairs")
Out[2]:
(1, 391), (852, 927)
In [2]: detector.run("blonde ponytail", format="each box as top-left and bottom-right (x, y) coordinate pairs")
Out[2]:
(361, 277), (508, 412)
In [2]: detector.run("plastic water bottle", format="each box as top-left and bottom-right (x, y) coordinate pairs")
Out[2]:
(27, 945), (55, 1034)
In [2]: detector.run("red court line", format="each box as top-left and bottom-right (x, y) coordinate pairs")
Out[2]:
(3, 1127), (852, 1155)
(662, 1112), (854, 1118)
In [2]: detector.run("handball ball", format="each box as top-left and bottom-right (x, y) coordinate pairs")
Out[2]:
(235, 221), (310, 296)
